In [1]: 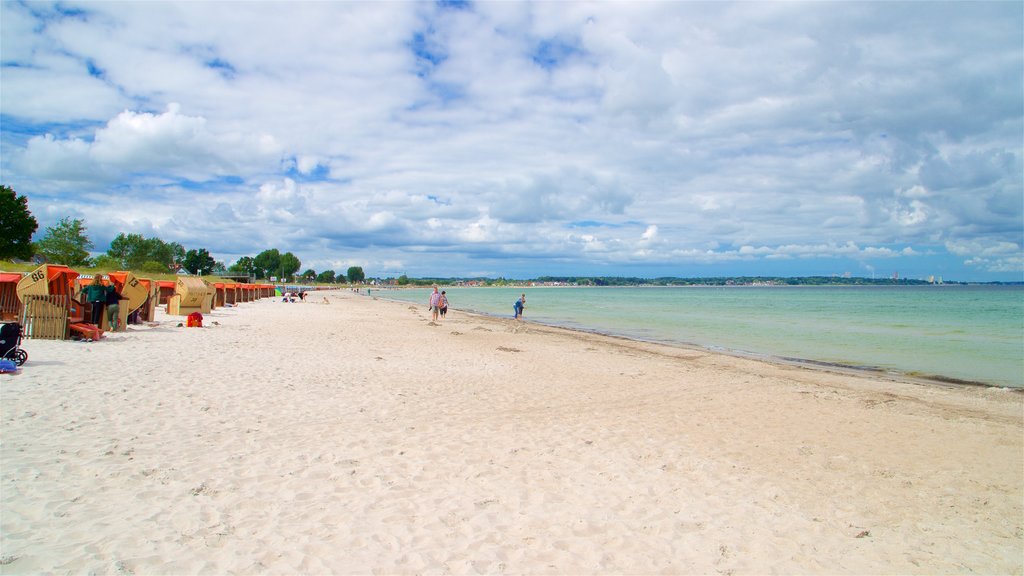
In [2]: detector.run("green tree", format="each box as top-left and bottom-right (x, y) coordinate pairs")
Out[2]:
(229, 256), (256, 275)
(0, 185), (38, 260)
(91, 254), (121, 270)
(278, 252), (301, 279)
(397, 274), (410, 285)
(151, 240), (185, 271)
(347, 266), (365, 284)
(253, 249), (281, 279)
(183, 248), (216, 275)
(316, 270), (336, 283)
(107, 233), (147, 269)
(107, 233), (181, 271)
(35, 217), (92, 266)
(301, 268), (317, 281)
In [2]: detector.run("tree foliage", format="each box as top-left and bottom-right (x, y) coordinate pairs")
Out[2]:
(90, 254), (121, 269)
(347, 266), (365, 283)
(229, 256), (255, 276)
(183, 248), (216, 276)
(16, 216), (351, 283)
(278, 252), (301, 279)
(35, 217), (92, 266)
(107, 233), (183, 271)
(0, 185), (38, 260)
(253, 249), (281, 279)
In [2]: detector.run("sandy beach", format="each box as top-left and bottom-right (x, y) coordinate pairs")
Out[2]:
(1, 289), (1021, 575)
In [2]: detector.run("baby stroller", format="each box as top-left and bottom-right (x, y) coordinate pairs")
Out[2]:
(0, 322), (27, 366)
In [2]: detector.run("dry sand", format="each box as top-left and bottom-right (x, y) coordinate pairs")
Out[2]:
(1, 289), (1021, 575)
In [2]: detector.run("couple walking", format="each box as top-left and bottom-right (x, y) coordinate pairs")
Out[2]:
(428, 286), (449, 322)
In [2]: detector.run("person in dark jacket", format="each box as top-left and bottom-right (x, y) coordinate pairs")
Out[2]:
(104, 284), (121, 331)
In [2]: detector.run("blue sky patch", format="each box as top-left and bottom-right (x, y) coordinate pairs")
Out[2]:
(284, 161), (331, 183)
(205, 58), (237, 80)
(532, 37), (584, 70)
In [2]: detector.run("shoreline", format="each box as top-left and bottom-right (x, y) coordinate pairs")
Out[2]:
(371, 292), (1021, 391)
(2, 289), (1021, 574)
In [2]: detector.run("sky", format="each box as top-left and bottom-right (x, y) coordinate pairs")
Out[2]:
(1, 1), (1022, 281)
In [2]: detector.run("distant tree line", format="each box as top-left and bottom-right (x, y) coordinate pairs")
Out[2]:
(1, 184), (366, 283)
(225, 250), (363, 283)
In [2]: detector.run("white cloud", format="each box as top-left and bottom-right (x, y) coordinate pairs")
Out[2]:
(17, 104), (280, 182)
(1, 1), (1020, 280)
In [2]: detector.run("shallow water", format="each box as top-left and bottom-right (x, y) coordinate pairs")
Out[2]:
(377, 285), (1024, 388)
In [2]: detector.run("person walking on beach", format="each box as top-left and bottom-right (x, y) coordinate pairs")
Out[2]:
(514, 293), (526, 320)
(82, 274), (107, 326)
(104, 283), (121, 331)
(428, 286), (442, 322)
(439, 290), (449, 318)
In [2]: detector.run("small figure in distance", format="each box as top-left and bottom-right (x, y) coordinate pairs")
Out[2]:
(428, 286), (442, 322)
(514, 293), (526, 320)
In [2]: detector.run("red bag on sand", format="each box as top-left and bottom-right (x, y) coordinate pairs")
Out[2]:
(186, 312), (203, 328)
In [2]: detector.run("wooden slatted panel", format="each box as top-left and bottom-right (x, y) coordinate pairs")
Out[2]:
(19, 295), (70, 340)
(0, 282), (21, 322)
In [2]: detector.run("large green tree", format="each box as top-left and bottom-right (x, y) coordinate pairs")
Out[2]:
(229, 256), (256, 276)
(316, 270), (336, 283)
(35, 217), (92, 266)
(0, 185), (38, 260)
(143, 239), (184, 271)
(347, 266), (365, 283)
(252, 249), (281, 279)
(301, 268), (317, 281)
(183, 248), (216, 275)
(107, 233), (147, 269)
(278, 252), (301, 280)
(107, 233), (183, 271)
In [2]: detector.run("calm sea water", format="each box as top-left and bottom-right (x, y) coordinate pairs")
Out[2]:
(376, 285), (1024, 388)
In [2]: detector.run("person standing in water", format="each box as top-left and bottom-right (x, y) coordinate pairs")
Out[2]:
(513, 293), (526, 320)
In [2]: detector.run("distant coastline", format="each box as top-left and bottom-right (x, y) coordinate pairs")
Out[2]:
(378, 274), (1021, 288)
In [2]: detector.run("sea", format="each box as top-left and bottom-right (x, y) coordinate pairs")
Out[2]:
(373, 285), (1024, 389)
